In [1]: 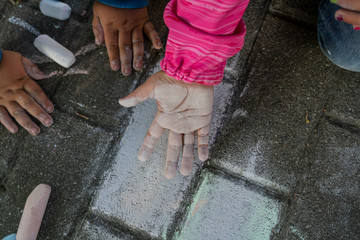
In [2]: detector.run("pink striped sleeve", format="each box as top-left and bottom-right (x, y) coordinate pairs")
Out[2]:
(160, 0), (250, 85)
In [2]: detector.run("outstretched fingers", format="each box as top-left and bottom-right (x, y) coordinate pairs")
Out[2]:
(164, 131), (182, 179)
(138, 118), (164, 162)
(197, 125), (210, 161)
(180, 132), (195, 176)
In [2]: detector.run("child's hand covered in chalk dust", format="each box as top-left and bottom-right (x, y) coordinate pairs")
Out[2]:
(119, 71), (214, 179)
(0, 50), (54, 135)
(92, 1), (162, 75)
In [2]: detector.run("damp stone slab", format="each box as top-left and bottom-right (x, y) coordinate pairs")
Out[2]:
(89, 97), (200, 239)
(210, 15), (336, 194)
(0, 111), (116, 239)
(225, 0), (269, 79)
(175, 170), (282, 240)
(87, 67), (238, 238)
(284, 119), (360, 239)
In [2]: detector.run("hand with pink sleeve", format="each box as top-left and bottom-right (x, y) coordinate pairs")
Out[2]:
(119, 0), (250, 178)
(119, 71), (213, 179)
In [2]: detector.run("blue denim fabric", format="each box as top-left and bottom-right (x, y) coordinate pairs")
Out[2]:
(2, 234), (16, 240)
(318, 0), (360, 72)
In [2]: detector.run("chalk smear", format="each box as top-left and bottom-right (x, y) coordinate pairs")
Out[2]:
(75, 43), (98, 57)
(64, 69), (89, 76)
(8, 16), (41, 36)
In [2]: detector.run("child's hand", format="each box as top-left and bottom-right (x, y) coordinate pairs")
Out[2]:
(92, 1), (162, 75)
(0, 51), (54, 135)
(333, 0), (360, 29)
(119, 71), (214, 179)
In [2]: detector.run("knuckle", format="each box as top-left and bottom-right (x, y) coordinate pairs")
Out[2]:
(12, 108), (25, 117)
(132, 38), (143, 46)
(30, 87), (43, 99)
(24, 98), (35, 108)
(107, 43), (119, 51)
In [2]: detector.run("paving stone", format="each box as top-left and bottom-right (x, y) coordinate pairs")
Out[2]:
(76, 220), (135, 240)
(281, 120), (360, 239)
(87, 63), (241, 239)
(0, 111), (116, 239)
(225, 0), (270, 79)
(269, 0), (320, 26)
(324, 70), (360, 126)
(89, 96), (200, 239)
(175, 170), (282, 240)
(210, 15), (336, 194)
(0, 129), (23, 185)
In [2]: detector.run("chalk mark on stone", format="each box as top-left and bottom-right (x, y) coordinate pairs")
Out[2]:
(8, 16), (41, 36)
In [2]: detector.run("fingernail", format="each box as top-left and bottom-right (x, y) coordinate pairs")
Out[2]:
(330, 0), (337, 4)
(44, 118), (53, 126)
(10, 127), (18, 133)
(111, 60), (120, 71)
(354, 26), (360, 30)
(135, 56), (142, 69)
(39, 114), (53, 126)
(95, 37), (101, 45)
(31, 128), (39, 135)
(32, 66), (44, 75)
(156, 37), (162, 48)
(336, 15), (343, 21)
(123, 65), (132, 76)
(47, 106), (54, 113)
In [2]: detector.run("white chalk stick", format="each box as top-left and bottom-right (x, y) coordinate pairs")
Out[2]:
(40, 0), (71, 20)
(16, 184), (51, 240)
(34, 34), (76, 68)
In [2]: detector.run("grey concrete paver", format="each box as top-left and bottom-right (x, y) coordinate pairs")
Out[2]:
(282, 120), (360, 240)
(1, 0), (359, 239)
(175, 170), (282, 240)
(0, 111), (116, 239)
(225, 0), (270, 80)
(210, 14), (335, 194)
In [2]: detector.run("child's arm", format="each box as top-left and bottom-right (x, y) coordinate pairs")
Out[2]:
(120, 0), (250, 178)
(0, 50), (54, 135)
(161, 0), (250, 86)
(92, 0), (162, 75)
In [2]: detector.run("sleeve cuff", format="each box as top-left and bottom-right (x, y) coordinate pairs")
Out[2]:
(160, 0), (246, 85)
(97, 0), (148, 8)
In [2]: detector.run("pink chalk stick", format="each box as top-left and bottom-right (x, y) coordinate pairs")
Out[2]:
(16, 184), (51, 240)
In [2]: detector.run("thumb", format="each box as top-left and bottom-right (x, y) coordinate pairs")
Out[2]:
(119, 78), (154, 107)
(22, 57), (45, 80)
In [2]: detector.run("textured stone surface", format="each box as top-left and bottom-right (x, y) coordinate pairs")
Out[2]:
(87, 62), (242, 239)
(270, 0), (321, 26)
(175, 170), (282, 240)
(225, 0), (270, 79)
(89, 95), (200, 239)
(282, 120), (360, 239)
(0, 111), (116, 239)
(76, 221), (135, 240)
(210, 15), (335, 194)
(324, 69), (360, 129)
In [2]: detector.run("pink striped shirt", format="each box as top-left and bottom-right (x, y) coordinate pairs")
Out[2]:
(160, 0), (250, 85)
